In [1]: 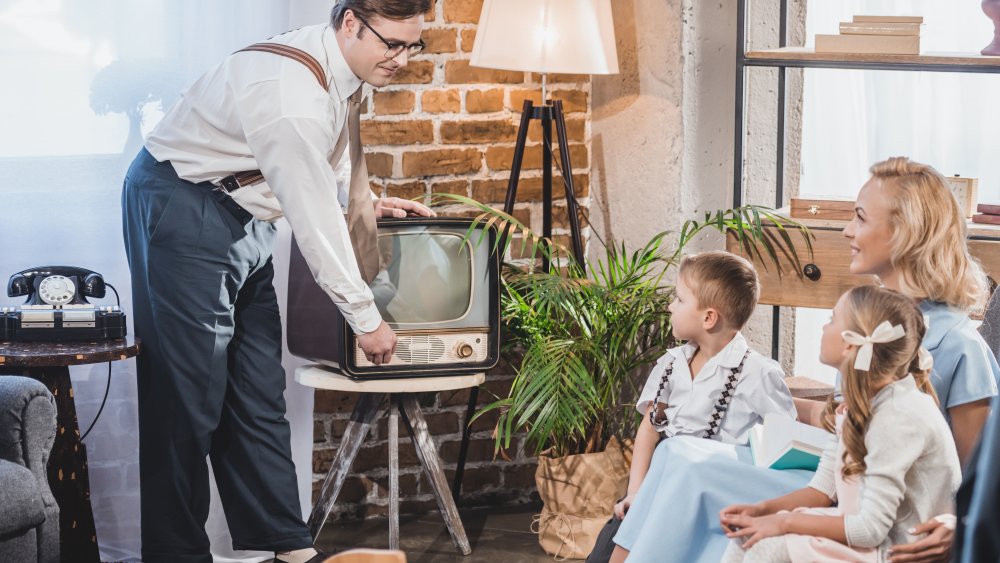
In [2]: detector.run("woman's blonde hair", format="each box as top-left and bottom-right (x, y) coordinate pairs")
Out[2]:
(869, 157), (989, 313)
(822, 286), (937, 478)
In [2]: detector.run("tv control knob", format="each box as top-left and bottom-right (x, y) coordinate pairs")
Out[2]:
(457, 343), (474, 359)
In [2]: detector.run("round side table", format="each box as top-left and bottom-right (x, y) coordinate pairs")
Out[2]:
(0, 337), (140, 563)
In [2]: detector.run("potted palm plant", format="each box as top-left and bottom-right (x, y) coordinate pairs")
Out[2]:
(437, 195), (812, 558)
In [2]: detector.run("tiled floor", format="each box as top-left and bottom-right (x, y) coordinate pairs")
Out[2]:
(315, 504), (566, 562)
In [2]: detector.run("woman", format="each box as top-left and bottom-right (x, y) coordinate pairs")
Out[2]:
(607, 157), (998, 563)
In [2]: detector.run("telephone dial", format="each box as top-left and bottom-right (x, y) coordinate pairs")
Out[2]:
(1, 266), (126, 342)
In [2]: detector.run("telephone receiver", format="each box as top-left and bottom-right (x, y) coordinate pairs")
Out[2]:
(7, 266), (107, 306)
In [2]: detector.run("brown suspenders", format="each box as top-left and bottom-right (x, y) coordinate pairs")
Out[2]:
(219, 42), (328, 193)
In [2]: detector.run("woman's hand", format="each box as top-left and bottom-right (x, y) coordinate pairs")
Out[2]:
(719, 503), (766, 534)
(888, 518), (954, 562)
(613, 493), (636, 519)
(721, 512), (789, 549)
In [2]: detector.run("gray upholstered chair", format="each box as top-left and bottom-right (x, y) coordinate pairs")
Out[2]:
(0, 376), (58, 563)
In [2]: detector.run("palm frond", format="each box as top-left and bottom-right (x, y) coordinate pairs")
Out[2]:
(438, 198), (814, 457)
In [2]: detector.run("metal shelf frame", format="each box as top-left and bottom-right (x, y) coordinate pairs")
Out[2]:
(732, 0), (1000, 359)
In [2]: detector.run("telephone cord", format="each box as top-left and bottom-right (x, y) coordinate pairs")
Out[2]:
(80, 282), (120, 442)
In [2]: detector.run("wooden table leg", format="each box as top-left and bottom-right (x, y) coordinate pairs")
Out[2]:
(388, 395), (399, 550)
(308, 392), (384, 541)
(0, 367), (101, 563)
(399, 396), (471, 556)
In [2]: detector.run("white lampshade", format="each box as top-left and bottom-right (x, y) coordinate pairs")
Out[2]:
(470, 0), (619, 75)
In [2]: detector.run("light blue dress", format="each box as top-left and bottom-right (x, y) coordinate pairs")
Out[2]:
(613, 300), (999, 563)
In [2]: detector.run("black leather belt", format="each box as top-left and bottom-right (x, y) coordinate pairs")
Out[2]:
(217, 170), (264, 193)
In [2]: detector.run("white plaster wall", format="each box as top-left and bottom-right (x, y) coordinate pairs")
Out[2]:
(591, 0), (807, 371)
(589, 0), (684, 255)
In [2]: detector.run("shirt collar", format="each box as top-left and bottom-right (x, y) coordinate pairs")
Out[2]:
(323, 25), (364, 103)
(920, 300), (968, 351)
(669, 332), (750, 370)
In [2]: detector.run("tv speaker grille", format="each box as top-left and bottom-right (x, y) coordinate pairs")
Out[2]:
(396, 335), (446, 364)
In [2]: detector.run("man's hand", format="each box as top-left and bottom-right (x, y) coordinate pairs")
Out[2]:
(356, 321), (397, 365)
(374, 196), (436, 218)
(888, 518), (954, 563)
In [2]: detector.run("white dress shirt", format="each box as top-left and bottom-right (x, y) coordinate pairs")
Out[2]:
(636, 333), (797, 444)
(145, 24), (382, 333)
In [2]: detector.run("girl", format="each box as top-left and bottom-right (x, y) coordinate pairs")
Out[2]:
(720, 286), (962, 562)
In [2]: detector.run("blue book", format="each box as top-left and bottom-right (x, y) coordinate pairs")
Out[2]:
(748, 414), (833, 472)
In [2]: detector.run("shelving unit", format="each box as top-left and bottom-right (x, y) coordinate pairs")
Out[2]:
(733, 0), (1000, 358)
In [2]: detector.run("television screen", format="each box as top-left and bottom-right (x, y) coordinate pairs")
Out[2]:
(371, 228), (474, 325)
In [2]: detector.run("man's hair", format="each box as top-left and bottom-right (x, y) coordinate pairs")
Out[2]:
(331, 0), (432, 29)
(678, 251), (760, 330)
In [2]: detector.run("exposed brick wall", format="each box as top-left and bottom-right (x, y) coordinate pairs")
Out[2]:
(314, 0), (594, 520)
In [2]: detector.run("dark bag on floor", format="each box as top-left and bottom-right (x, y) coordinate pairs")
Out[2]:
(585, 515), (623, 563)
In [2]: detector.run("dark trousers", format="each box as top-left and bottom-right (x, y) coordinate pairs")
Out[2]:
(121, 148), (312, 562)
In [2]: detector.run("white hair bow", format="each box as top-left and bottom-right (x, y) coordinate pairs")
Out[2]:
(841, 321), (906, 371)
(917, 347), (934, 371)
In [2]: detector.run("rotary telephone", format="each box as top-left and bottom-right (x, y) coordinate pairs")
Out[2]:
(1, 266), (126, 341)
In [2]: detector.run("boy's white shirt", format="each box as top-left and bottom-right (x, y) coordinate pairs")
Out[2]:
(636, 332), (796, 445)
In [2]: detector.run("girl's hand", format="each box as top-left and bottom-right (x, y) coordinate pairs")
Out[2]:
(613, 494), (636, 519)
(719, 503), (766, 533)
(722, 512), (790, 549)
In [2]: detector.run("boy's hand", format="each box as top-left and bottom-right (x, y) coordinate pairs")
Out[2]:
(722, 512), (789, 549)
(613, 493), (636, 519)
(719, 503), (766, 533)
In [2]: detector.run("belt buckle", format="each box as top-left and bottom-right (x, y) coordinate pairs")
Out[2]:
(218, 175), (241, 193)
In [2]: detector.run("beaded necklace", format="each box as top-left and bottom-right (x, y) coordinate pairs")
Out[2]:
(647, 348), (751, 439)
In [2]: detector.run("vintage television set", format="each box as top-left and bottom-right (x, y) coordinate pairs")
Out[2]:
(287, 217), (500, 379)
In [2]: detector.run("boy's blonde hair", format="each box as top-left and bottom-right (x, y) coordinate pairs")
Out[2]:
(825, 286), (937, 478)
(869, 157), (989, 313)
(678, 251), (759, 330)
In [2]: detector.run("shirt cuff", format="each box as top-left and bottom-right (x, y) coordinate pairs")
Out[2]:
(843, 514), (874, 548)
(932, 514), (957, 531)
(347, 302), (383, 334)
(807, 478), (837, 502)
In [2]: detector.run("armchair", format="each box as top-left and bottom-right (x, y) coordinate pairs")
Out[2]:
(0, 376), (58, 562)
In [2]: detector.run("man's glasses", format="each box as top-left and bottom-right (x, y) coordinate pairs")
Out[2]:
(356, 15), (426, 59)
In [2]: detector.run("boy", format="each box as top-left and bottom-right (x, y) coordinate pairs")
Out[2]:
(607, 251), (796, 563)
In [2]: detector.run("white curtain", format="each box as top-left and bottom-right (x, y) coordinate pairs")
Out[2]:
(0, 1), (333, 561)
(794, 0), (1000, 383)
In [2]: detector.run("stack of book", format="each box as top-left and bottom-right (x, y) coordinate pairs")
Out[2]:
(749, 413), (833, 471)
(815, 15), (923, 55)
(973, 204), (1000, 225)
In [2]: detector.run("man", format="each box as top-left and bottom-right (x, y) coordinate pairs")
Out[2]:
(121, 1), (432, 562)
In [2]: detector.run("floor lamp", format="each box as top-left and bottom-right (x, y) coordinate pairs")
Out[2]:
(451, 0), (619, 498)
(470, 0), (619, 271)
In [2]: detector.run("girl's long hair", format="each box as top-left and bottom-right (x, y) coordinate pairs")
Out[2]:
(822, 286), (937, 478)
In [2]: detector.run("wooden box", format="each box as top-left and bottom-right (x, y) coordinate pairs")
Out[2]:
(726, 210), (1000, 310)
(789, 197), (855, 221)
